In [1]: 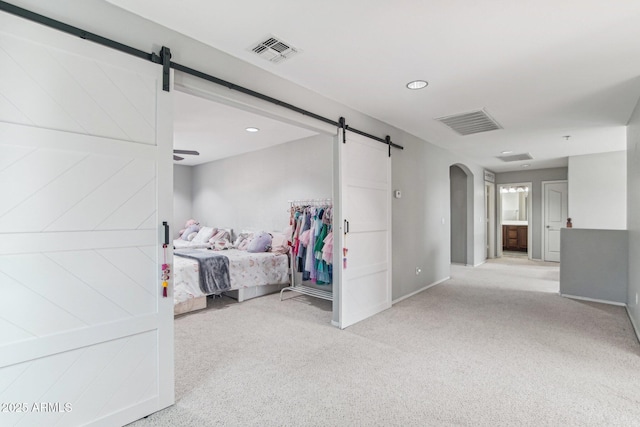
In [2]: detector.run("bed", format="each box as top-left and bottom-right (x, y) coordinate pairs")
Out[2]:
(173, 248), (290, 315)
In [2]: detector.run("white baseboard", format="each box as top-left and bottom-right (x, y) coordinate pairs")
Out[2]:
(473, 260), (487, 267)
(626, 306), (640, 344)
(560, 293), (626, 307)
(331, 320), (341, 329)
(392, 276), (450, 305)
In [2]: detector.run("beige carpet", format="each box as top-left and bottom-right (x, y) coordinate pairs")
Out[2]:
(129, 258), (640, 426)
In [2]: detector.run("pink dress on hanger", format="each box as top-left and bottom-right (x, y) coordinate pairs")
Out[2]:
(322, 232), (333, 264)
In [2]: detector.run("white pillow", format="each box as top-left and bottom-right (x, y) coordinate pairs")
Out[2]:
(192, 226), (215, 244)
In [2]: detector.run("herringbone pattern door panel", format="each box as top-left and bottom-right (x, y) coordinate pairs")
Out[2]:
(0, 11), (173, 426)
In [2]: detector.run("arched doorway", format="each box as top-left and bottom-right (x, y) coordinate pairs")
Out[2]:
(450, 164), (474, 265)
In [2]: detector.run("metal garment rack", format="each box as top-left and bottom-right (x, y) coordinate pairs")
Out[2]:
(280, 199), (333, 302)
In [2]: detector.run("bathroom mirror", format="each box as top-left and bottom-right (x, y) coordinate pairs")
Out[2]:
(500, 186), (528, 221)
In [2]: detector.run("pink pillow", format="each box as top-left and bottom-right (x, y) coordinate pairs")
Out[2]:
(270, 232), (290, 254)
(208, 229), (229, 244)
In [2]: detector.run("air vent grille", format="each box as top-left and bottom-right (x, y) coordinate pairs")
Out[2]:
(435, 109), (502, 135)
(250, 35), (299, 64)
(497, 153), (533, 162)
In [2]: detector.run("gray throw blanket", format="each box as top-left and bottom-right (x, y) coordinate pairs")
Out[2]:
(174, 250), (231, 293)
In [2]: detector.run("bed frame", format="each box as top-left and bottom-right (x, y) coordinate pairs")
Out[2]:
(173, 283), (290, 315)
(174, 296), (207, 316)
(225, 283), (290, 302)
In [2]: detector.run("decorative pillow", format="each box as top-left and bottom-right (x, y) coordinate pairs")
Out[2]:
(192, 226), (216, 244)
(187, 232), (198, 241)
(238, 235), (253, 251)
(270, 232), (290, 254)
(181, 224), (200, 240)
(209, 229), (231, 244)
(246, 231), (272, 253)
(212, 238), (231, 251)
(233, 232), (252, 248)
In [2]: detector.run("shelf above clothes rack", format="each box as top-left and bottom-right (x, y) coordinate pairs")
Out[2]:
(280, 199), (333, 302)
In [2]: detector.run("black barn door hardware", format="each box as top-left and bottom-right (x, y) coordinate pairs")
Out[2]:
(0, 1), (403, 152)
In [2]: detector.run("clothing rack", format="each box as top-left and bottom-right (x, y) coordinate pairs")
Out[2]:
(280, 199), (333, 302)
(286, 198), (332, 206)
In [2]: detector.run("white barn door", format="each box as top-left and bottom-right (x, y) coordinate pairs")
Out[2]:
(0, 12), (174, 427)
(335, 130), (391, 328)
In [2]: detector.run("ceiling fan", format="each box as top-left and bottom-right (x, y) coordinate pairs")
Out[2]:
(173, 149), (200, 161)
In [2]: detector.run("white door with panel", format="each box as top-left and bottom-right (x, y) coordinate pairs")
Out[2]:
(335, 130), (391, 329)
(0, 12), (173, 427)
(543, 181), (568, 262)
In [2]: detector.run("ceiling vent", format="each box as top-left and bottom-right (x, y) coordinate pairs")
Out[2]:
(497, 153), (533, 162)
(249, 35), (299, 64)
(435, 109), (502, 136)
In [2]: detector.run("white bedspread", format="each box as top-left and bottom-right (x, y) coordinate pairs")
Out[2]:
(173, 239), (210, 250)
(173, 249), (289, 305)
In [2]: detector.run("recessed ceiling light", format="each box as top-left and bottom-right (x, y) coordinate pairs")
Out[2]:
(245, 127), (260, 132)
(521, 164), (530, 168)
(406, 80), (428, 90)
(501, 150), (513, 154)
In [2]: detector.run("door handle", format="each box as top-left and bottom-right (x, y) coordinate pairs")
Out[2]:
(162, 221), (170, 246)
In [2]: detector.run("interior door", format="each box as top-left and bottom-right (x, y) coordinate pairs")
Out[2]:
(0, 12), (174, 427)
(543, 181), (568, 262)
(334, 130), (391, 329)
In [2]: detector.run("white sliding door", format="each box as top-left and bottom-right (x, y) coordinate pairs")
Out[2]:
(334, 130), (391, 329)
(0, 12), (173, 427)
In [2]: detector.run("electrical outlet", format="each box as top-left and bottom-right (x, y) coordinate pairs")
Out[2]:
(416, 267), (422, 275)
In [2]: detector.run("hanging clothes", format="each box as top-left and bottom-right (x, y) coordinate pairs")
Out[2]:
(322, 232), (333, 264)
(314, 223), (330, 284)
(289, 202), (333, 285)
(296, 210), (312, 280)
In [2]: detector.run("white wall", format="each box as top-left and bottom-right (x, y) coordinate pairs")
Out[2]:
(568, 151), (626, 230)
(627, 97), (640, 338)
(392, 133), (487, 300)
(191, 134), (332, 234)
(11, 0), (488, 302)
(173, 164), (193, 234)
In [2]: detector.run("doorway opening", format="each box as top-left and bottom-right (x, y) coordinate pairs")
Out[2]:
(450, 164), (474, 266)
(171, 85), (337, 322)
(485, 182), (496, 259)
(497, 182), (532, 259)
